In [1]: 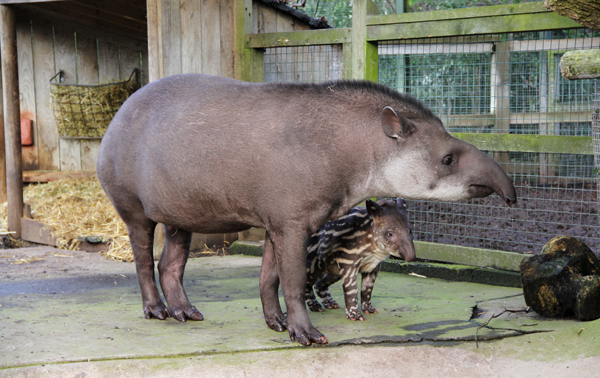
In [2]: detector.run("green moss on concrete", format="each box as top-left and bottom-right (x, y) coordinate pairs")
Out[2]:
(229, 241), (264, 256)
(382, 260), (522, 288)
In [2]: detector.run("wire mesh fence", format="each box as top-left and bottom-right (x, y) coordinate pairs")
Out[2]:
(260, 27), (600, 256)
(380, 29), (600, 255)
(264, 45), (343, 83)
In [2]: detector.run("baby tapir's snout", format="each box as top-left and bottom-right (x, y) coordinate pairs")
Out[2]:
(368, 198), (416, 262)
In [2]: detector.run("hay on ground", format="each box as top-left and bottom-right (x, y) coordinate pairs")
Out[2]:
(0, 176), (133, 262)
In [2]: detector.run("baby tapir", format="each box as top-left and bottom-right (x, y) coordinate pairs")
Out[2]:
(305, 198), (415, 321)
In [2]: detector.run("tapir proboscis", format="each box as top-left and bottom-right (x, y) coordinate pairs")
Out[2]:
(97, 74), (517, 346)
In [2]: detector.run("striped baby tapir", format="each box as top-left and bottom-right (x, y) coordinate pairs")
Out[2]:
(305, 198), (416, 321)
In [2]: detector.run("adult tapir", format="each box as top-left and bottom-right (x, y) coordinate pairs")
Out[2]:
(97, 74), (516, 346)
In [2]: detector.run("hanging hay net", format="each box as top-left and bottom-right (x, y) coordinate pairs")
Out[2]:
(0, 176), (133, 262)
(50, 70), (139, 138)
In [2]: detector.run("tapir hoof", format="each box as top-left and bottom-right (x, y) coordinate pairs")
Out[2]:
(290, 328), (328, 346)
(170, 306), (204, 322)
(306, 300), (324, 312)
(321, 298), (340, 309)
(362, 304), (378, 314)
(346, 308), (365, 321)
(265, 313), (287, 332)
(144, 302), (171, 320)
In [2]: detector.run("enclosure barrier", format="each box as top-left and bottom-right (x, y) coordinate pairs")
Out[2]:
(243, 1), (599, 267)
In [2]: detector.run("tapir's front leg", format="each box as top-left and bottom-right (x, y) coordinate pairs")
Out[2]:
(270, 225), (328, 346)
(158, 225), (203, 322)
(340, 265), (363, 321)
(260, 232), (286, 332)
(361, 268), (379, 314)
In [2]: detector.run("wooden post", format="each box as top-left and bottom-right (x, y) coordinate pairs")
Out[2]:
(1, 5), (22, 237)
(235, 0), (263, 82)
(491, 41), (510, 171)
(395, 0), (406, 92)
(146, 0), (161, 82)
(539, 32), (551, 185)
(351, 0), (378, 81)
(0, 36), (4, 204)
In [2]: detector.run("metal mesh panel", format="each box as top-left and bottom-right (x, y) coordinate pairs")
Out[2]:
(379, 29), (600, 255)
(264, 45), (343, 83)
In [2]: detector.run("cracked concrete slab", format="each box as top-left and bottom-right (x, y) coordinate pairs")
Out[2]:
(1, 246), (599, 377)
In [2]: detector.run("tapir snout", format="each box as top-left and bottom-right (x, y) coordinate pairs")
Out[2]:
(399, 236), (416, 262)
(460, 141), (518, 206)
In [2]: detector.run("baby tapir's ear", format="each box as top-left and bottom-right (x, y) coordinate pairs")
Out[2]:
(396, 198), (408, 210)
(381, 106), (415, 139)
(366, 199), (383, 217)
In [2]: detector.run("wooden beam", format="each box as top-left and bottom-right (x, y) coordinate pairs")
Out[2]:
(414, 241), (527, 272)
(22, 170), (96, 183)
(452, 132), (593, 154)
(0, 0), (66, 3)
(1, 5), (23, 237)
(368, 9), (581, 41)
(21, 217), (109, 252)
(368, 2), (550, 25)
(16, 2), (148, 41)
(245, 28), (351, 48)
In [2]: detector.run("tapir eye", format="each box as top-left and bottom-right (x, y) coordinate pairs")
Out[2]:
(386, 231), (394, 238)
(442, 155), (453, 165)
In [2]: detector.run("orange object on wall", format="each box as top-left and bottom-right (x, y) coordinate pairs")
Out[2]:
(21, 118), (32, 146)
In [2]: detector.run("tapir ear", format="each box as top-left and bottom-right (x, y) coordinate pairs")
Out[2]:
(381, 106), (415, 139)
(366, 199), (383, 217)
(396, 198), (408, 210)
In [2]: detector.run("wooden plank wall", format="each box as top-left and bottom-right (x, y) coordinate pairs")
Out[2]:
(147, 0), (237, 81)
(255, 2), (342, 84)
(146, 0), (316, 81)
(15, 13), (148, 171)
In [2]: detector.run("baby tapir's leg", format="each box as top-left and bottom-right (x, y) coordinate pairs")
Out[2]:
(305, 270), (324, 312)
(305, 286), (322, 312)
(339, 266), (364, 321)
(360, 268), (379, 314)
(314, 273), (341, 309)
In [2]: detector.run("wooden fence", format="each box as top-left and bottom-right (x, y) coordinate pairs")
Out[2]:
(239, 1), (598, 267)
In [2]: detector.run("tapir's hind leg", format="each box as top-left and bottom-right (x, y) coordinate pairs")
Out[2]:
(125, 218), (170, 320)
(260, 232), (287, 332)
(158, 225), (203, 322)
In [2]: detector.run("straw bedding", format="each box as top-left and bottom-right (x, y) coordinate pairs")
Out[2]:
(0, 176), (133, 262)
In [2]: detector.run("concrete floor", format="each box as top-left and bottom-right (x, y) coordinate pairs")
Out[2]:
(1, 246), (599, 377)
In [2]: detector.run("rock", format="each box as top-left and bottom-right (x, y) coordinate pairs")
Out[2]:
(519, 236), (600, 321)
(575, 275), (600, 321)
